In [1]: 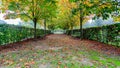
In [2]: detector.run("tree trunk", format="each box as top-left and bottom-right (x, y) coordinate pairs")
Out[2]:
(44, 19), (46, 36)
(80, 10), (83, 39)
(71, 25), (73, 35)
(33, 18), (37, 39)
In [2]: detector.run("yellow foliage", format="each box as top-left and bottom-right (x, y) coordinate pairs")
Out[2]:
(113, 16), (120, 22)
(83, 1), (93, 7)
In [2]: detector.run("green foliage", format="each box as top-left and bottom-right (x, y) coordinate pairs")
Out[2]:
(83, 23), (120, 46)
(2, 0), (57, 38)
(71, 8), (78, 15)
(66, 23), (120, 46)
(69, 0), (79, 2)
(0, 24), (51, 45)
(5, 0), (57, 20)
(48, 24), (56, 30)
(8, 1), (18, 11)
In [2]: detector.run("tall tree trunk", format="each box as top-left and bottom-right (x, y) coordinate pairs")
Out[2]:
(33, 18), (37, 39)
(44, 19), (46, 36)
(80, 10), (83, 39)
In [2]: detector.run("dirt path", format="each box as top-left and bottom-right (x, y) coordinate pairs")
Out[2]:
(0, 34), (120, 68)
(0, 34), (120, 55)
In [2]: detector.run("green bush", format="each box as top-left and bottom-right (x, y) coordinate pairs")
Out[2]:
(66, 23), (120, 46)
(0, 24), (51, 45)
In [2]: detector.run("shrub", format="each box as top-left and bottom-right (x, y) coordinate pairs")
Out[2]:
(0, 24), (51, 45)
(66, 23), (120, 46)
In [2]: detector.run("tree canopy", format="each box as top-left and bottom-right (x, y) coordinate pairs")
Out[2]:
(68, 0), (120, 39)
(2, 0), (57, 38)
(1, 0), (120, 38)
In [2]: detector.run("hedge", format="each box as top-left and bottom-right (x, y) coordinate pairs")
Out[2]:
(0, 24), (51, 45)
(66, 23), (120, 46)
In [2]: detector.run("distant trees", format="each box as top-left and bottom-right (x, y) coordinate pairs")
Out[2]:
(56, 0), (77, 30)
(40, 1), (57, 36)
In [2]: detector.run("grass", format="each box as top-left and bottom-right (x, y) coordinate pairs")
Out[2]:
(1, 47), (120, 68)
(0, 34), (120, 68)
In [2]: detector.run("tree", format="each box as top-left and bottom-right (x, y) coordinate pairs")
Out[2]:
(2, 0), (57, 38)
(40, 1), (57, 36)
(55, 0), (77, 30)
(69, 0), (115, 39)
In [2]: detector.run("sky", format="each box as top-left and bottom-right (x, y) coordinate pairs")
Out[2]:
(0, 12), (22, 25)
(0, 0), (21, 25)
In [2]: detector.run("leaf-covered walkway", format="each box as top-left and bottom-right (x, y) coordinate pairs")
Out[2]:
(0, 34), (120, 68)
